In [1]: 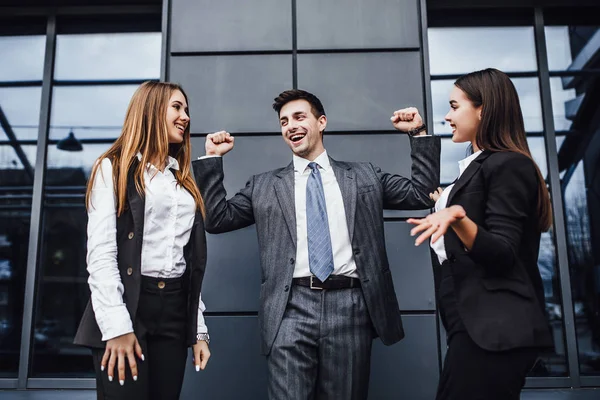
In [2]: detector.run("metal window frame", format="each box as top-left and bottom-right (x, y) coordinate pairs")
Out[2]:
(17, 14), (56, 389)
(534, 7), (581, 387)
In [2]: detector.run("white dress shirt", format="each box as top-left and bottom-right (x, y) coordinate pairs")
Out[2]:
(431, 150), (482, 264)
(86, 155), (207, 341)
(293, 150), (358, 278)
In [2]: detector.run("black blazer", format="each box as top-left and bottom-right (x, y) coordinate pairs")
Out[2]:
(74, 159), (207, 348)
(439, 150), (553, 351)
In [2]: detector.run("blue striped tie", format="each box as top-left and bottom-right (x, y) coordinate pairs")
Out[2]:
(306, 162), (334, 282)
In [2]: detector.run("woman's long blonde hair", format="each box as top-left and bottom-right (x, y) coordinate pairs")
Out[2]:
(86, 81), (205, 217)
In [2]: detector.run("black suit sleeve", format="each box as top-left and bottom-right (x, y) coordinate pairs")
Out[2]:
(374, 135), (441, 210)
(468, 153), (538, 275)
(192, 156), (255, 234)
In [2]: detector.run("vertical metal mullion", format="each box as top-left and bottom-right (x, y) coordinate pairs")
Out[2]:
(418, 0), (444, 374)
(291, 0), (298, 89)
(18, 14), (56, 389)
(533, 7), (581, 388)
(419, 0), (434, 138)
(160, 0), (170, 82)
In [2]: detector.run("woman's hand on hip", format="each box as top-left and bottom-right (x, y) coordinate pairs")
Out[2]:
(407, 205), (466, 246)
(101, 332), (144, 385)
(192, 340), (211, 371)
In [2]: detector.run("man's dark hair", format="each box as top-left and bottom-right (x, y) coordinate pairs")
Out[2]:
(272, 89), (326, 118)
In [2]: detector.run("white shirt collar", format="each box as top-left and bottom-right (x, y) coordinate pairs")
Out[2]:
(293, 150), (330, 174)
(458, 150), (483, 177)
(136, 152), (180, 171)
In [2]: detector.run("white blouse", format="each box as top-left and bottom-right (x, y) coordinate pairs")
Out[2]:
(86, 155), (207, 341)
(431, 150), (482, 264)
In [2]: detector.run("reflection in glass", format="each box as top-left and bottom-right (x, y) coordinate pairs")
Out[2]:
(549, 77), (576, 131)
(0, 87), (43, 140)
(428, 27), (537, 76)
(49, 85), (139, 140)
(0, 36), (46, 81)
(545, 26), (600, 72)
(431, 78), (543, 135)
(54, 32), (161, 81)
(531, 220), (568, 377)
(0, 145), (37, 377)
(563, 162), (600, 375)
(32, 144), (111, 377)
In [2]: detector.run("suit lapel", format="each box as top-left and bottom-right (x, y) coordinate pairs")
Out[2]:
(447, 150), (491, 205)
(331, 158), (357, 242)
(274, 162), (297, 249)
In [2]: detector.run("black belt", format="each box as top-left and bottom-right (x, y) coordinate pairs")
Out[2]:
(292, 275), (361, 290)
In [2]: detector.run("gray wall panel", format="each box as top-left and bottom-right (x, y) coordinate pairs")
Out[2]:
(297, 52), (424, 131)
(179, 316), (437, 400)
(170, 55), (293, 133)
(203, 226), (261, 312)
(170, 0), (292, 52)
(297, 0), (420, 49)
(191, 134), (420, 197)
(180, 316), (267, 400)
(385, 221), (436, 311)
(369, 314), (439, 400)
(192, 136), (434, 311)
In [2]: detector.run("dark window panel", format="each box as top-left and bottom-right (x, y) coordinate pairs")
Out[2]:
(179, 316), (267, 399)
(170, 0), (292, 52)
(56, 14), (161, 35)
(385, 222), (436, 311)
(297, 0), (419, 50)
(297, 52), (424, 131)
(0, 145), (37, 378)
(171, 55), (293, 134)
(370, 315), (440, 399)
(31, 143), (112, 377)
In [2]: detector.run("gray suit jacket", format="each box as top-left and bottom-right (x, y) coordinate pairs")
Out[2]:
(193, 136), (440, 354)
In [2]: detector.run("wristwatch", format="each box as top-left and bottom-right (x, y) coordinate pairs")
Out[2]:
(407, 123), (427, 137)
(196, 332), (210, 344)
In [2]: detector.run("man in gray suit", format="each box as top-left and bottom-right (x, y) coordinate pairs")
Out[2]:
(193, 90), (440, 399)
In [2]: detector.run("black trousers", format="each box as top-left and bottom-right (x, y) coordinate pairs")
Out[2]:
(436, 271), (538, 400)
(436, 331), (538, 400)
(92, 275), (188, 400)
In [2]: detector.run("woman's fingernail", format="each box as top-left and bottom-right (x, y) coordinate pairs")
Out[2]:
(196, 365), (200, 372)
(119, 380), (124, 386)
(101, 365), (104, 372)
(141, 354), (145, 361)
(133, 375), (138, 382)
(108, 376), (113, 382)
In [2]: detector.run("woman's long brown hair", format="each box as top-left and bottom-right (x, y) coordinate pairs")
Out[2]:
(85, 81), (205, 217)
(454, 68), (552, 231)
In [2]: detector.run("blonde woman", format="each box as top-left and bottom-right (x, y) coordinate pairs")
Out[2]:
(74, 81), (210, 400)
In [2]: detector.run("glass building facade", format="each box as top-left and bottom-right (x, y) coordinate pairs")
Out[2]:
(0, 0), (599, 398)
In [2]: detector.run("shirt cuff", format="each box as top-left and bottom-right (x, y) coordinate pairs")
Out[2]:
(96, 304), (134, 341)
(197, 293), (208, 334)
(198, 155), (222, 160)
